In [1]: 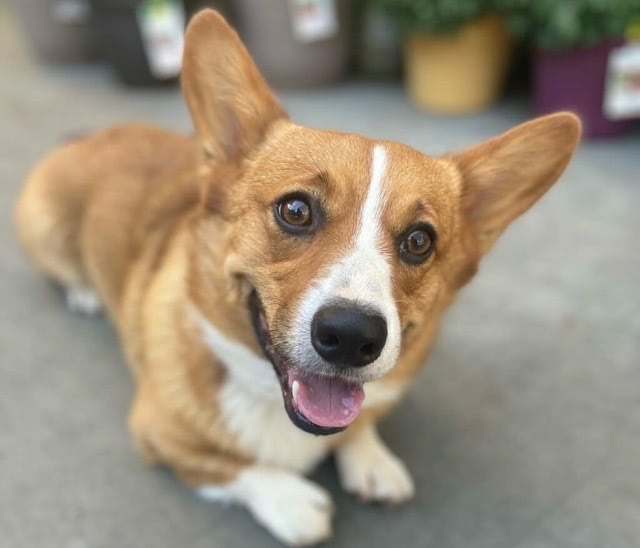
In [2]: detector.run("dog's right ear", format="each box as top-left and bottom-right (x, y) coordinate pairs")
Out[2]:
(182, 10), (286, 163)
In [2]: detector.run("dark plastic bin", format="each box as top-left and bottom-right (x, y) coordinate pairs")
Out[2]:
(184, 0), (234, 22)
(90, 0), (177, 86)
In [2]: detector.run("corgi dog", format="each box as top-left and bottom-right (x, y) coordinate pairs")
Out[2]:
(15, 9), (580, 546)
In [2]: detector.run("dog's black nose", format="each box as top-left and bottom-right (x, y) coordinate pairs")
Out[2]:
(311, 304), (387, 368)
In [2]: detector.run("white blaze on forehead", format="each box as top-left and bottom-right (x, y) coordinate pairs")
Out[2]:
(334, 144), (392, 303)
(358, 144), (387, 251)
(288, 144), (401, 378)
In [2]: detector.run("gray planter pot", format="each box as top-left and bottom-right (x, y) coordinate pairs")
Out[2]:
(8, 0), (93, 63)
(235, 0), (351, 88)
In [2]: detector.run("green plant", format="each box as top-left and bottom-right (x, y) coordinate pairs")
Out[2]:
(504, 0), (640, 49)
(372, 0), (501, 34)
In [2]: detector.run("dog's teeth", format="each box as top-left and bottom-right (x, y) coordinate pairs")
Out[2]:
(292, 380), (300, 403)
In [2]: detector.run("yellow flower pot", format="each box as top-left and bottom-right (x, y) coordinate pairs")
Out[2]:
(404, 15), (512, 114)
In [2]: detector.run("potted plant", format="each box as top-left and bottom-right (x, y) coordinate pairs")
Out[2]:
(506, 0), (639, 137)
(374, 0), (513, 113)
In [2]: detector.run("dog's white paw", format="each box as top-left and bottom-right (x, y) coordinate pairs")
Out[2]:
(233, 467), (334, 546)
(65, 286), (102, 316)
(336, 424), (415, 504)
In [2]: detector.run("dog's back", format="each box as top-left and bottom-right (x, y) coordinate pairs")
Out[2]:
(15, 124), (198, 319)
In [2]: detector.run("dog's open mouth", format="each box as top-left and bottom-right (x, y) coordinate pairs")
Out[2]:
(248, 291), (364, 436)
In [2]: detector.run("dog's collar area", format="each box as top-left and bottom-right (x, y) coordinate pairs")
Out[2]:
(247, 290), (357, 436)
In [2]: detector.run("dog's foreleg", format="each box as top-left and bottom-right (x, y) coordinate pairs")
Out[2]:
(335, 422), (415, 504)
(195, 465), (334, 546)
(132, 407), (334, 547)
(65, 286), (102, 315)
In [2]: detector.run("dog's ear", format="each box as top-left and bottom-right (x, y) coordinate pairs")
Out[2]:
(182, 9), (286, 162)
(453, 112), (581, 255)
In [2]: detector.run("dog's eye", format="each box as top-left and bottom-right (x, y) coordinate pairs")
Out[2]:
(275, 195), (313, 232)
(398, 225), (435, 264)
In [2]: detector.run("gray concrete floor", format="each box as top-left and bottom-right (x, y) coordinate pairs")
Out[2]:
(2, 7), (640, 548)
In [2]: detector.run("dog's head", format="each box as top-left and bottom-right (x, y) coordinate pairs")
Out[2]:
(183, 11), (581, 435)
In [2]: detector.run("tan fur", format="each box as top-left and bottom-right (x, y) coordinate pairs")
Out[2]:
(14, 9), (581, 545)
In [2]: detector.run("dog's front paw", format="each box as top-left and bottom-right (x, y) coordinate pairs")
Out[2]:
(235, 467), (334, 546)
(336, 424), (415, 504)
(65, 286), (102, 316)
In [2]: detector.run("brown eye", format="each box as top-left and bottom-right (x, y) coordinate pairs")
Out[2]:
(399, 225), (436, 264)
(275, 194), (315, 233)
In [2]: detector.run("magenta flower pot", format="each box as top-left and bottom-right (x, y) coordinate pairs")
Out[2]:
(533, 40), (635, 138)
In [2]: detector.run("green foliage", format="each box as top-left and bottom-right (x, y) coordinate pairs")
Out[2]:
(372, 0), (640, 46)
(504, 0), (640, 49)
(371, 0), (501, 34)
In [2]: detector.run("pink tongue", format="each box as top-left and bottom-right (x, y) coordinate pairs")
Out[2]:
(290, 370), (364, 428)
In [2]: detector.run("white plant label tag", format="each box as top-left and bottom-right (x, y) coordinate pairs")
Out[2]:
(604, 43), (640, 120)
(137, 0), (185, 79)
(288, 0), (338, 43)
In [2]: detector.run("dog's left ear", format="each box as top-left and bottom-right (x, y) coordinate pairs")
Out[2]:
(182, 9), (286, 162)
(454, 112), (581, 255)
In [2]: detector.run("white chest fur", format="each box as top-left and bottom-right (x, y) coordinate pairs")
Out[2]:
(196, 309), (334, 472)
(218, 377), (335, 472)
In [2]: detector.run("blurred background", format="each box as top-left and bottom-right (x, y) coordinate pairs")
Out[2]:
(5, 0), (640, 134)
(1, 1), (639, 547)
